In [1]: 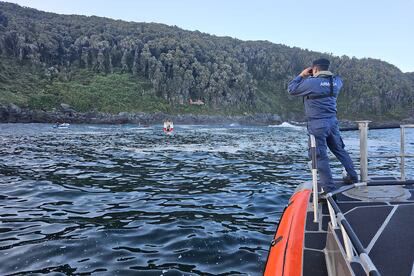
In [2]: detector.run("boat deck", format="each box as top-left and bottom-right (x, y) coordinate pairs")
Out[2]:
(304, 178), (414, 276)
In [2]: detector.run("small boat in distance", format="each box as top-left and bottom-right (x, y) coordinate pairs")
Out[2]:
(163, 120), (174, 135)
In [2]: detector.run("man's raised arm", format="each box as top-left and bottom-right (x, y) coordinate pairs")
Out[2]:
(287, 67), (313, 96)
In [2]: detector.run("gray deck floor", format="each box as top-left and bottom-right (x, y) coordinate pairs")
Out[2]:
(304, 182), (414, 276)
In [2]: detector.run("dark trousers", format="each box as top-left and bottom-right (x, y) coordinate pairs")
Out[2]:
(307, 118), (358, 192)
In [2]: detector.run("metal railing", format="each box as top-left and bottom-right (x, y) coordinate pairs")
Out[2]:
(357, 122), (414, 181)
(310, 132), (380, 275)
(310, 135), (318, 222)
(323, 179), (414, 276)
(325, 193), (380, 276)
(356, 121), (371, 182)
(310, 121), (413, 276)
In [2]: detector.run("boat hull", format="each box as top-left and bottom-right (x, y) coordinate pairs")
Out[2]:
(264, 184), (311, 276)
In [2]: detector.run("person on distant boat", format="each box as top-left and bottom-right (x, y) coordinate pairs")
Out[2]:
(163, 120), (174, 133)
(287, 58), (358, 193)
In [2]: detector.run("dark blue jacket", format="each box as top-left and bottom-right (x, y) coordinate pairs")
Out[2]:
(288, 72), (343, 120)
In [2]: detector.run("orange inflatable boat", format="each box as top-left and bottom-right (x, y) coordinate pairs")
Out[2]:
(264, 185), (311, 276)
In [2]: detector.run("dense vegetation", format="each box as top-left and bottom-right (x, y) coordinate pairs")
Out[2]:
(0, 2), (413, 120)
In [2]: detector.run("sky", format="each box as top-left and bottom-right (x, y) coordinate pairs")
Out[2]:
(5, 0), (414, 72)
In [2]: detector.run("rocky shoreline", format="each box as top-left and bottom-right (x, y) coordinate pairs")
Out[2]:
(0, 104), (412, 130)
(0, 103), (285, 126)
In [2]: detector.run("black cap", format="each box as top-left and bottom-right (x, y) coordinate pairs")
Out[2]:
(312, 58), (330, 67)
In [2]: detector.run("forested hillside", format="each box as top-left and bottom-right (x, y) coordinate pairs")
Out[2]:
(0, 2), (413, 120)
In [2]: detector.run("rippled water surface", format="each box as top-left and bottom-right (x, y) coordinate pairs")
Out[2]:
(0, 123), (413, 275)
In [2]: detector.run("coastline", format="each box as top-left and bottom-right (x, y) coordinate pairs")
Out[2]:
(0, 104), (284, 126)
(0, 104), (412, 130)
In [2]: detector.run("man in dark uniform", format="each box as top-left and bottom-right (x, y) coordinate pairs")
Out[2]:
(288, 58), (358, 193)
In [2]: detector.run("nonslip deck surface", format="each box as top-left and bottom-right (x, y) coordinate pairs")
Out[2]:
(304, 184), (414, 276)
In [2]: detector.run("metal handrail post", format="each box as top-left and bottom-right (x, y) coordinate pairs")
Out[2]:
(310, 135), (318, 222)
(356, 121), (371, 182)
(400, 126), (406, 181)
(327, 200), (338, 228)
(336, 213), (355, 260)
(340, 224), (354, 260)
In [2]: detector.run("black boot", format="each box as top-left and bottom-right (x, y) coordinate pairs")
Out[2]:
(343, 174), (358, 184)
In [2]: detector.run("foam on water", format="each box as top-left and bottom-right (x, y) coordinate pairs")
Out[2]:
(268, 122), (305, 130)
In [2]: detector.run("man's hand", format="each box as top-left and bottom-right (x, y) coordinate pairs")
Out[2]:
(300, 67), (313, 78)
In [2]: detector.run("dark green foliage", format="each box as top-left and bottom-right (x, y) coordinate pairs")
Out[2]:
(0, 2), (412, 119)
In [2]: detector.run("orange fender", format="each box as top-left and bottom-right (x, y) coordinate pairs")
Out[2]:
(264, 188), (311, 276)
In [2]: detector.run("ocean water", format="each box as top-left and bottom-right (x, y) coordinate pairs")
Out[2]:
(0, 123), (413, 275)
